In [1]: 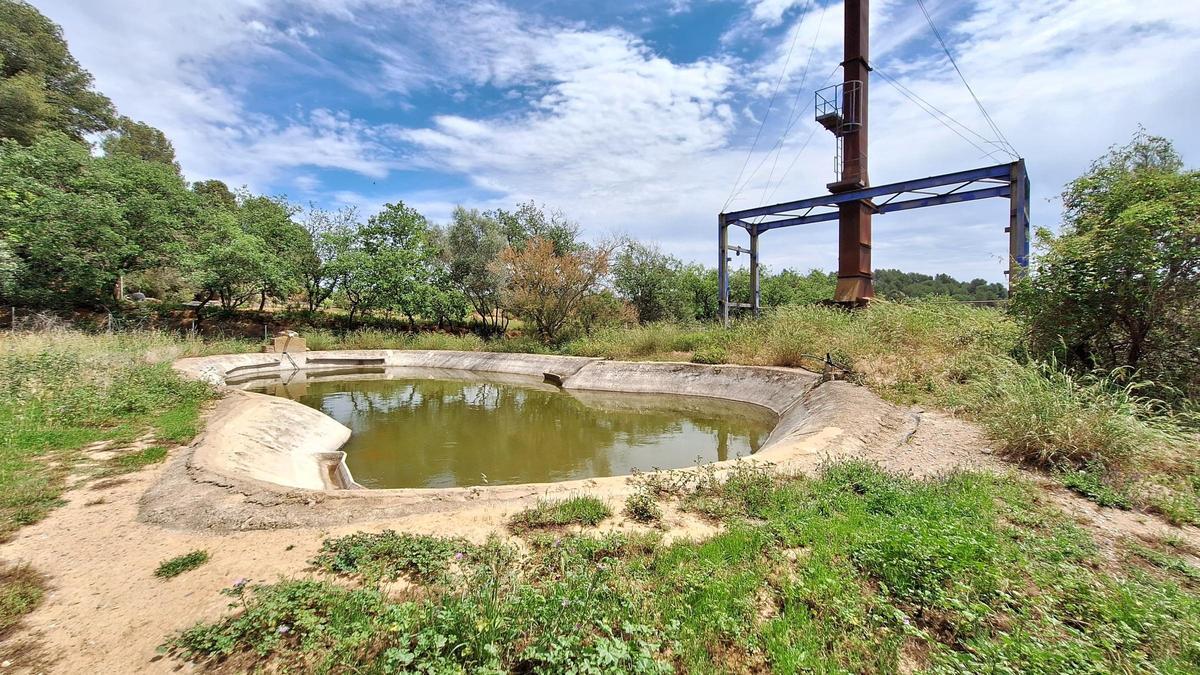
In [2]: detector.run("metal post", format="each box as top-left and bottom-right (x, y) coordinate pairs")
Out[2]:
(718, 213), (730, 327)
(1007, 159), (1030, 289)
(749, 225), (760, 317)
(832, 0), (873, 303)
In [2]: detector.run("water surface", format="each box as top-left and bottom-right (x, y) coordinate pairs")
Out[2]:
(250, 371), (774, 488)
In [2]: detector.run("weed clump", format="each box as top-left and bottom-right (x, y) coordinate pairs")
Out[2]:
(624, 492), (662, 524)
(155, 550), (209, 579)
(0, 563), (46, 638)
(509, 496), (611, 532)
(98, 446), (169, 478)
(311, 530), (471, 583)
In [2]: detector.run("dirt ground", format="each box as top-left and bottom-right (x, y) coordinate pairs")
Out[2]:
(2, 398), (1198, 674)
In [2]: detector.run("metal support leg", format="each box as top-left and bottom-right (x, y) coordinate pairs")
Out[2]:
(718, 214), (729, 327)
(749, 226), (760, 317)
(1007, 159), (1030, 289)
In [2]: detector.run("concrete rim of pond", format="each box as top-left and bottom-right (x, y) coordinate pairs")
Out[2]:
(141, 350), (903, 531)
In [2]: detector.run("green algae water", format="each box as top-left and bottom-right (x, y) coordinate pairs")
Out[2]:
(250, 372), (774, 489)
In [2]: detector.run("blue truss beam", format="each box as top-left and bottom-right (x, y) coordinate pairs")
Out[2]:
(746, 184), (1011, 232)
(723, 162), (1014, 222)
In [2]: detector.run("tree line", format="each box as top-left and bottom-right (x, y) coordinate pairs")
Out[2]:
(0, 0), (1007, 341)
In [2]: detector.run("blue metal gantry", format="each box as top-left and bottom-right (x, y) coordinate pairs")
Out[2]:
(717, 159), (1029, 324)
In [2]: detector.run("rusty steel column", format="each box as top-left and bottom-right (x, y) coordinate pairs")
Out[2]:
(832, 0), (873, 303)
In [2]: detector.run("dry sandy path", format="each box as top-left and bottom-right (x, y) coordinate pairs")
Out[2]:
(0, 455), (718, 674)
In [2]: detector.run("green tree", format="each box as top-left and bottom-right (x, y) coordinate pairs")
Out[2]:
(192, 179), (237, 210)
(760, 268), (836, 307)
(445, 206), (509, 334)
(874, 269), (1005, 301)
(0, 0), (114, 143)
(237, 195), (306, 310)
(334, 202), (442, 327)
(102, 116), (179, 172)
(612, 241), (689, 323)
(298, 205), (356, 312)
(187, 214), (279, 311)
(0, 133), (191, 306)
(490, 200), (580, 254)
(1012, 131), (1200, 401)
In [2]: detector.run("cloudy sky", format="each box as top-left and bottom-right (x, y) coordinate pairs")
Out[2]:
(34, 0), (1200, 281)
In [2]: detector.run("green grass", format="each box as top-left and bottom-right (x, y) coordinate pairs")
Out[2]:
(311, 530), (472, 583)
(509, 496), (613, 532)
(0, 330), (216, 540)
(164, 462), (1200, 673)
(1128, 542), (1200, 584)
(155, 550), (210, 579)
(0, 563), (45, 639)
(1057, 463), (1133, 509)
(96, 446), (170, 478)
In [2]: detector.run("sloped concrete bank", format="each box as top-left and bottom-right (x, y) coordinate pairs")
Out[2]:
(142, 350), (901, 531)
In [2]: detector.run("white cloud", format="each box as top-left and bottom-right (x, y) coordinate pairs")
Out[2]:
(31, 0), (1200, 283)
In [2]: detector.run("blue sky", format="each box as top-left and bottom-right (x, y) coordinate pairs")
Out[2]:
(33, 0), (1200, 281)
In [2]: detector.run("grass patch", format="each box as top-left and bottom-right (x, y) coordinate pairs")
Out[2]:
(509, 496), (612, 532)
(165, 463), (1200, 673)
(311, 530), (471, 583)
(155, 550), (210, 579)
(97, 446), (169, 478)
(0, 563), (46, 639)
(1057, 462), (1132, 509)
(0, 330), (216, 540)
(1128, 542), (1200, 584)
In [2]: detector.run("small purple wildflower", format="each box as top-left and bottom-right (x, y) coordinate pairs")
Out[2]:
(454, 552), (465, 561)
(277, 624), (291, 634)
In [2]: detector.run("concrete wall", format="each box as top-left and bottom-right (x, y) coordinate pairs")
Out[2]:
(174, 351), (820, 494)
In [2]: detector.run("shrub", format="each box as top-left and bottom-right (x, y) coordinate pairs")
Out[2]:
(690, 344), (726, 365)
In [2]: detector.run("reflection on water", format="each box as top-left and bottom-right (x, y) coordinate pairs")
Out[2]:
(250, 374), (775, 489)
